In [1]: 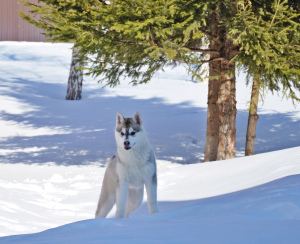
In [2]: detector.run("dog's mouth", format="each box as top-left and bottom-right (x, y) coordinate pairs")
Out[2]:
(124, 143), (135, 151)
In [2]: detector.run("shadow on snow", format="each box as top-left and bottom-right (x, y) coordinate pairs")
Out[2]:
(0, 78), (207, 166)
(0, 78), (299, 166)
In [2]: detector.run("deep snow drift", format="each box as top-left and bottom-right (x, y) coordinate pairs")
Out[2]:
(1, 148), (300, 244)
(0, 42), (300, 243)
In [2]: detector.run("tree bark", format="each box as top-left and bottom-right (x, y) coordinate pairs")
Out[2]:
(204, 50), (221, 162)
(66, 48), (83, 100)
(216, 37), (237, 161)
(204, 11), (237, 162)
(216, 62), (236, 160)
(245, 76), (260, 156)
(204, 11), (221, 162)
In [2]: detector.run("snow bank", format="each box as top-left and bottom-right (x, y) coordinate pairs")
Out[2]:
(1, 147), (300, 244)
(0, 42), (300, 243)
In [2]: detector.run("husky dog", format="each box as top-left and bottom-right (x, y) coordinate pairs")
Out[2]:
(95, 111), (158, 218)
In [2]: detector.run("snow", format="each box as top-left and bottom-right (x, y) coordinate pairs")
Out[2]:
(0, 42), (300, 243)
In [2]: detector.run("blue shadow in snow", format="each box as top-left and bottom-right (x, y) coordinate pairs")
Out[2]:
(0, 77), (299, 166)
(0, 78), (207, 166)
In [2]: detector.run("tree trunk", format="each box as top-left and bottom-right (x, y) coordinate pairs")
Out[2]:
(216, 37), (237, 161)
(204, 53), (221, 162)
(245, 76), (260, 156)
(204, 11), (221, 162)
(216, 63), (236, 160)
(204, 11), (237, 162)
(66, 48), (83, 100)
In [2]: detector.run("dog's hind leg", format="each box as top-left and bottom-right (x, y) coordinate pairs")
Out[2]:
(125, 186), (144, 217)
(95, 170), (117, 218)
(95, 189), (116, 218)
(95, 158), (117, 218)
(145, 173), (159, 214)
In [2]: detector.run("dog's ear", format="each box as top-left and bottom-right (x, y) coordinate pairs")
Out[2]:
(116, 112), (124, 126)
(133, 111), (143, 126)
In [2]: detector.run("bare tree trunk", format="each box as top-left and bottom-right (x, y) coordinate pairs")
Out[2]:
(245, 76), (260, 156)
(66, 48), (83, 100)
(204, 11), (221, 162)
(204, 11), (237, 162)
(216, 37), (237, 161)
(204, 53), (221, 162)
(217, 63), (236, 160)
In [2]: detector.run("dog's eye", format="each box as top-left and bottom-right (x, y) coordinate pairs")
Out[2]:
(121, 132), (125, 136)
(130, 132), (136, 136)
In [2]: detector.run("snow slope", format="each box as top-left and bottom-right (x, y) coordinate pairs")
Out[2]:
(0, 42), (300, 243)
(1, 148), (300, 244)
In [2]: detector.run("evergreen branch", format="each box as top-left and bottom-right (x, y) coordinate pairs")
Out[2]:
(277, 26), (291, 35)
(174, 56), (225, 64)
(173, 57), (199, 64)
(189, 48), (220, 54)
(269, 0), (281, 30)
(201, 57), (226, 63)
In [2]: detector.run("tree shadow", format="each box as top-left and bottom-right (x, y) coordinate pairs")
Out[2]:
(0, 78), (299, 166)
(0, 78), (207, 166)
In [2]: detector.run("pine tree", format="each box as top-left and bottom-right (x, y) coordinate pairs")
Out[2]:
(204, 8), (238, 161)
(229, 0), (300, 155)
(19, 0), (300, 161)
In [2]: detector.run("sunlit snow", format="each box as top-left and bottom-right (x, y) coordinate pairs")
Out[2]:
(0, 42), (299, 243)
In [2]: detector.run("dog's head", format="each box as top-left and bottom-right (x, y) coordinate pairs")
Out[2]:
(115, 111), (146, 151)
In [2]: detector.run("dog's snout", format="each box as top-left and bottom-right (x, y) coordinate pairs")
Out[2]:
(124, 141), (130, 146)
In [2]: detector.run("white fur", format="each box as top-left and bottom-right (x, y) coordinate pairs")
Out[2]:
(95, 112), (158, 218)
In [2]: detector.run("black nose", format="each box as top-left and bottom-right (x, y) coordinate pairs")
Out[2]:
(124, 141), (130, 146)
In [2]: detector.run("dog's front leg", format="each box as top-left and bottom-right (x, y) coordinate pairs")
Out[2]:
(145, 174), (159, 214)
(115, 180), (129, 218)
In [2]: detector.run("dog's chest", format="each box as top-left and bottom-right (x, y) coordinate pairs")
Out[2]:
(117, 152), (155, 187)
(127, 166), (148, 187)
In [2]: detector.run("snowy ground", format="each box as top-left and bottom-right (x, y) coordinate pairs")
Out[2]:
(0, 42), (300, 243)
